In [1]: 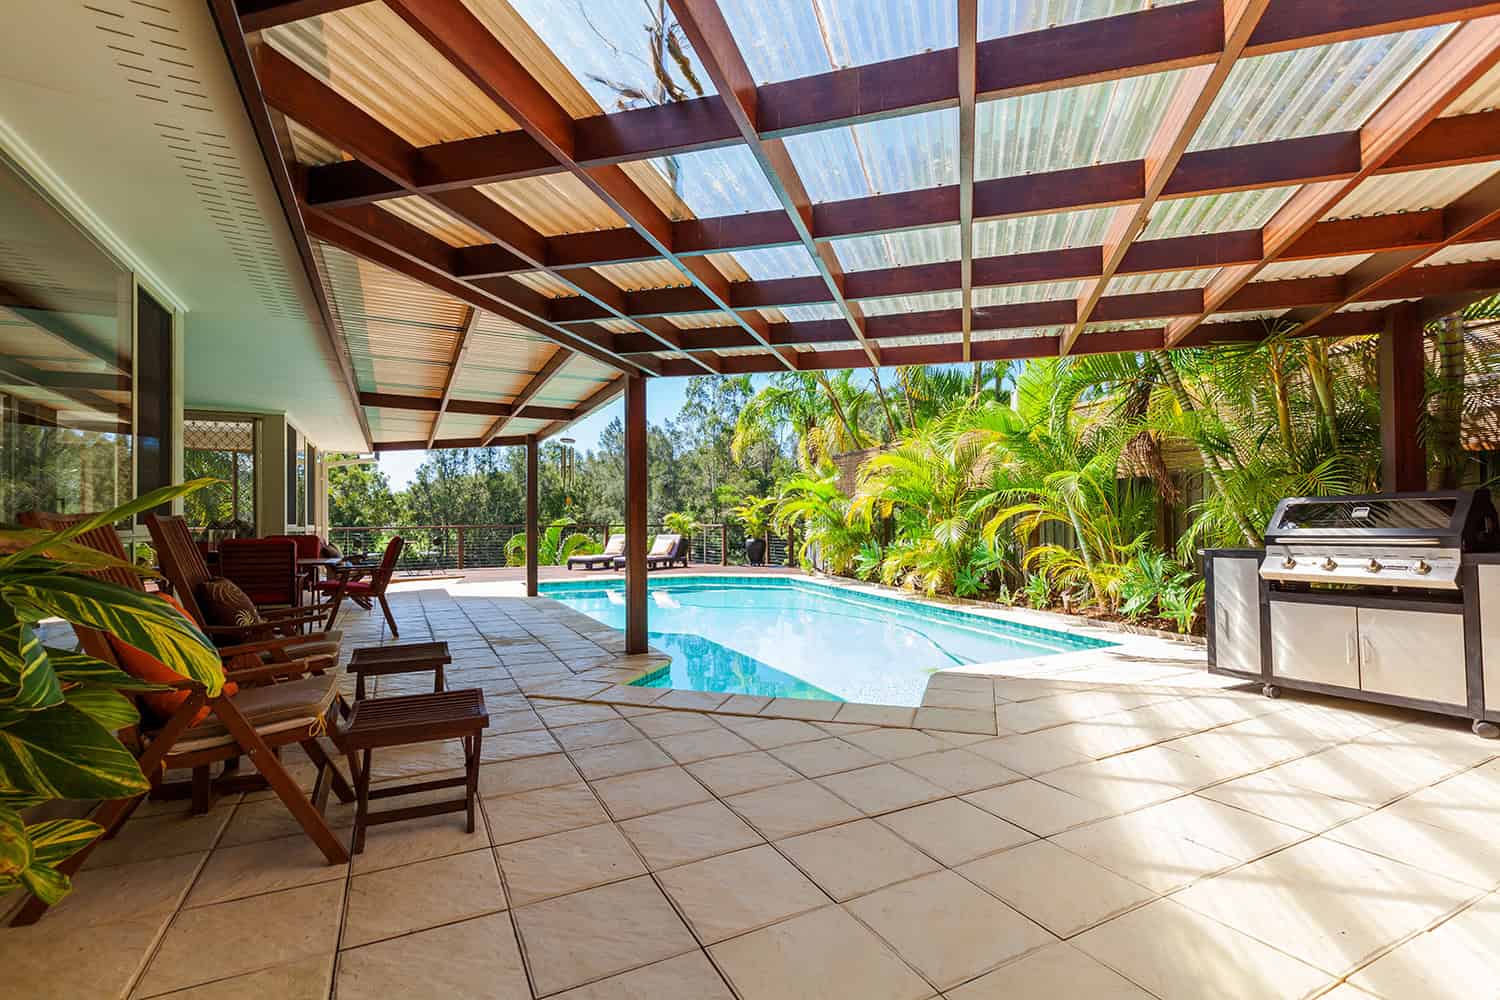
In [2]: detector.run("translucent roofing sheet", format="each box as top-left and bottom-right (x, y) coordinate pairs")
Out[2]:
(1190, 29), (1451, 151)
(1324, 163), (1500, 221)
(511, 271), (578, 298)
(781, 304), (844, 322)
(1106, 269), (1218, 295)
(974, 280), (1081, 307)
(1257, 255), (1369, 281)
(477, 175), (623, 236)
(592, 259), (691, 292)
(973, 325), (1064, 343)
(725, 245), (821, 281)
(976, 71), (1184, 181)
(784, 108), (957, 203)
(861, 291), (961, 316)
(1423, 240), (1500, 267)
(378, 197), (488, 248)
(1445, 60), (1500, 117)
(639, 146), (782, 220)
(974, 207), (1112, 256)
(500, 0), (716, 110)
(978, 0), (1192, 41)
(831, 225), (959, 272)
(667, 311), (736, 330)
(1142, 186), (1296, 240)
(717, 0), (955, 85)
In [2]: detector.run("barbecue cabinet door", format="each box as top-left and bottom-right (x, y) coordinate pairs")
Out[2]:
(1356, 608), (1467, 707)
(1269, 601), (1358, 689)
(1211, 556), (1262, 676)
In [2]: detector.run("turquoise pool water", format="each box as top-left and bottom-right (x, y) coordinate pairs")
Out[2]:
(538, 577), (1113, 707)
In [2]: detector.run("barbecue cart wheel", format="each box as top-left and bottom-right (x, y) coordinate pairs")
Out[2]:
(1262, 684), (1281, 700)
(1474, 720), (1499, 740)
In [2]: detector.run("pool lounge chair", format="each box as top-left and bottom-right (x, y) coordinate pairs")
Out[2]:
(568, 533), (625, 571)
(615, 533), (687, 570)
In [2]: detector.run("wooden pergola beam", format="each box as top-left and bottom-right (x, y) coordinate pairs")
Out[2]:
(1065, 0), (1271, 353)
(667, 0), (873, 367)
(359, 390), (576, 423)
(372, 434), (530, 452)
(235, 0), (368, 33)
(1167, 15), (1500, 345)
(958, 0), (978, 361)
(534, 376), (627, 441)
(479, 348), (571, 446)
(425, 306), (478, 447)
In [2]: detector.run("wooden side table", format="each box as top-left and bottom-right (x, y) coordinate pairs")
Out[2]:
(347, 640), (452, 700)
(340, 688), (489, 854)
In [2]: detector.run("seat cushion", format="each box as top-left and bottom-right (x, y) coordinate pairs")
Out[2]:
(176, 673), (339, 745)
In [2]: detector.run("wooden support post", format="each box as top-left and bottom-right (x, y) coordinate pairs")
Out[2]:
(624, 376), (648, 654)
(525, 435), (538, 596)
(1380, 302), (1427, 493)
(720, 523), (727, 566)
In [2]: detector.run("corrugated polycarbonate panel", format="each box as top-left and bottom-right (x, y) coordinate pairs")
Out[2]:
(718, 0), (955, 85)
(830, 225), (959, 272)
(881, 333), (959, 348)
(1207, 308), (1288, 323)
(979, 0), (1192, 40)
(781, 304), (844, 322)
(1190, 29), (1450, 151)
(1324, 163), (1500, 221)
(593, 259), (692, 292)
(973, 280), (1081, 306)
(477, 175), (623, 236)
(434, 413), (497, 438)
(1340, 298), (1417, 313)
(667, 311), (736, 330)
(285, 120), (345, 166)
(501, 0), (716, 111)
(1141, 186), (1295, 240)
(596, 318), (638, 334)
(973, 324), (1064, 343)
(1257, 255), (1370, 280)
(1445, 59), (1500, 117)
(639, 146), (782, 221)
(511, 271), (578, 298)
(784, 108), (958, 203)
(974, 207), (1111, 256)
(500, 418), (553, 436)
(1422, 240), (1500, 267)
(725, 245), (820, 280)
(264, 4), (517, 146)
(378, 197), (489, 248)
(976, 71), (1184, 181)
(1106, 269), (1218, 295)
(860, 291), (961, 316)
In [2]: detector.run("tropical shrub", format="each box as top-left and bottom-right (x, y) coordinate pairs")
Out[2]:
(729, 495), (774, 538)
(772, 475), (867, 576)
(0, 481), (224, 905)
(663, 511), (701, 538)
(505, 519), (601, 566)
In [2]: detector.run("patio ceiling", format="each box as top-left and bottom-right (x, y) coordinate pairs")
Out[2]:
(213, 0), (1500, 448)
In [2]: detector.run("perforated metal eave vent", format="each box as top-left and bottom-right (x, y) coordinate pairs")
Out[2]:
(82, 0), (303, 320)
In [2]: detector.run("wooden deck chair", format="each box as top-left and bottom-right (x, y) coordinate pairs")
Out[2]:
(8, 513), (355, 927)
(313, 535), (404, 638)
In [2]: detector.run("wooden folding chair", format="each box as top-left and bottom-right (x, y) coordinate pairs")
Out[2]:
(8, 514), (356, 927)
(313, 535), (405, 638)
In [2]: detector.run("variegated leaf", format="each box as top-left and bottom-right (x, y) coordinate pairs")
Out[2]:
(0, 610), (63, 711)
(46, 647), (169, 692)
(65, 685), (139, 731)
(0, 702), (149, 800)
(19, 861), (70, 904)
(27, 817), (104, 866)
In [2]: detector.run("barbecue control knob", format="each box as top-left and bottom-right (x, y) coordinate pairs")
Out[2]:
(1367, 559), (1382, 573)
(1414, 559), (1432, 576)
(1281, 556), (1296, 569)
(1321, 556), (1337, 571)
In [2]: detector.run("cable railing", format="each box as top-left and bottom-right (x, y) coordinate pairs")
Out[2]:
(327, 522), (799, 574)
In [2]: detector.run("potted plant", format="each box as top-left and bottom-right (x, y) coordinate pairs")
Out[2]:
(730, 496), (774, 566)
(0, 482), (224, 906)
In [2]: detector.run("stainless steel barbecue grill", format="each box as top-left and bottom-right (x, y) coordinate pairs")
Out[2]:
(1206, 490), (1500, 738)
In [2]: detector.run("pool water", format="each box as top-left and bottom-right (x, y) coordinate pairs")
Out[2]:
(538, 577), (1113, 707)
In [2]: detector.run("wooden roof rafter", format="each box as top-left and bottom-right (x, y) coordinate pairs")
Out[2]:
(478, 347), (570, 446)
(425, 304), (477, 448)
(957, 0), (978, 362)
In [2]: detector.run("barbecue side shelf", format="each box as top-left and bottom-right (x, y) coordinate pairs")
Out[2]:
(1205, 549), (1500, 737)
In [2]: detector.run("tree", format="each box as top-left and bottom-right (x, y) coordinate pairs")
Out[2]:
(327, 458), (402, 528)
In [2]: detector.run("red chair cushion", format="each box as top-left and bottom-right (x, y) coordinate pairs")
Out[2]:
(108, 594), (237, 726)
(270, 534), (323, 560)
(315, 579), (371, 595)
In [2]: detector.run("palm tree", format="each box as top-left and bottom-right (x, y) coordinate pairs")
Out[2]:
(773, 474), (867, 576)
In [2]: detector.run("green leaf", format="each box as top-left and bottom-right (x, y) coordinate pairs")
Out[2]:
(0, 478), (217, 569)
(19, 861), (71, 904)
(0, 701), (149, 800)
(46, 647), (169, 692)
(0, 789), (45, 811)
(0, 533), (156, 577)
(0, 807), (29, 883)
(1, 575), (223, 697)
(65, 685), (139, 730)
(27, 818), (103, 867)
(0, 610), (64, 711)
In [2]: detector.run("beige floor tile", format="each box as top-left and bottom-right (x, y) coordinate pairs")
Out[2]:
(717, 694), (774, 715)
(536, 702), (621, 727)
(343, 849), (506, 948)
(497, 822), (646, 905)
(82, 809), (230, 870)
(1263, 742), (1465, 809)
(920, 686), (993, 711)
(589, 765), (711, 820)
(726, 779), (863, 840)
(658, 844), (829, 943)
(770, 737), (884, 777)
(477, 753), (583, 796)
(552, 718), (644, 750)
(725, 716), (827, 749)
(352, 806), (491, 874)
(993, 699), (1078, 734)
(1072, 899), (1332, 1000)
(709, 905), (933, 1000)
(552, 951), (736, 999)
(653, 690), (731, 711)
(912, 707), (996, 734)
(46, 851), (205, 930)
(686, 750), (803, 797)
(618, 799), (763, 870)
(762, 697), (843, 721)
(1198, 770), (1370, 834)
(215, 797), (356, 849)
(945, 942), (1151, 999)
(629, 710), (722, 738)
(485, 781), (609, 845)
(846, 728), (947, 760)
(818, 763), (947, 815)
(895, 748), (1022, 794)
(1050, 813), (1238, 894)
(966, 730), (1093, 776)
(0, 913), (163, 1000)
(834, 703), (917, 727)
(337, 912), (529, 999)
(962, 779), (1118, 836)
(146, 954), (334, 999)
(777, 819), (941, 901)
(1351, 892), (1500, 1000)
(1126, 794), (1307, 862)
(960, 840), (1155, 937)
(569, 739), (675, 780)
(1380, 762), (1500, 837)
(1173, 837), (1477, 976)
(878, 798), (1032, 866)
(1327, 809), (1500, 891)
(848, 870), (1056, 990)
(655, 727), (757, 764)
(1040, 746), (1230, 812)
(512, 877), (698, 995)
(486, 710), (545, 736)
(186, 835), (347, 907)
(484, 728), (564, 761)
(138, 881), (343, 996)
(593, 683), (668, 706)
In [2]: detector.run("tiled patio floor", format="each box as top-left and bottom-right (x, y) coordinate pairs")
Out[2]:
(5, 575), (1499, 999)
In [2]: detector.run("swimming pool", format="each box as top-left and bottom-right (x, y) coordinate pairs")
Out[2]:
(538, 576), (1113, 707)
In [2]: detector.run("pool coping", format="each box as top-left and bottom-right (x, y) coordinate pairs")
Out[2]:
(513, 572), (1213, 735)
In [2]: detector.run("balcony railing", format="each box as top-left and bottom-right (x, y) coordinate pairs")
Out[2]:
(327, 523), (797, 574)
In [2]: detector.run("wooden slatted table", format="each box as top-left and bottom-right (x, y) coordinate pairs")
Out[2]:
(340, 688), (489, 854)
(346, 640), (451, 700)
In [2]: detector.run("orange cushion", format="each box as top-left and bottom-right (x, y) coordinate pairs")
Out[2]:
(109, 594), (236, 726)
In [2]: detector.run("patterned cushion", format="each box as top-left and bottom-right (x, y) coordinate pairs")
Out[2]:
(197, 576), (264, 642)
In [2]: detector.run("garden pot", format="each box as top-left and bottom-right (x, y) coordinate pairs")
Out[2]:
(745, 536), (766, 566)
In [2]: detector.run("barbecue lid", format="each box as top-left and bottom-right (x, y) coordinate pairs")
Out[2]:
(1264, 490), (1499, 549)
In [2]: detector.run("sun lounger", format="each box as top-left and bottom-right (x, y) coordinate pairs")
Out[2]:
(567, 533), (625, 570)
(613, 533), (688, 571)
